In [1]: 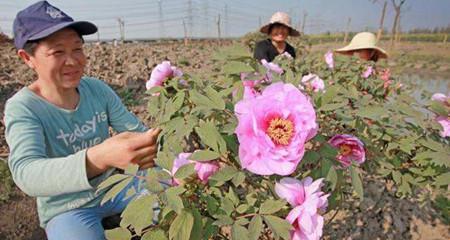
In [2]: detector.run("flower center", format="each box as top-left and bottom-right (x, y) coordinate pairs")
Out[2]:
(266, 117), (294, 146)
(340, 145), (352, 156)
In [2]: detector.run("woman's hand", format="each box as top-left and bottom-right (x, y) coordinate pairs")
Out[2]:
(85, 128), (161, 178)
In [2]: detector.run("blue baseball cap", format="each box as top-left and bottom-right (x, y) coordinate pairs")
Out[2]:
(13, 1), (97, 49)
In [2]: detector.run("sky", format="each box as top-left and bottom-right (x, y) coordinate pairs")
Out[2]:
(1, 0), (449, 41)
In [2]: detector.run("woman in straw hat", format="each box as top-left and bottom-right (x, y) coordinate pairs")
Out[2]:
(335, 32), (388, 62)
(254, 12), (300, 62)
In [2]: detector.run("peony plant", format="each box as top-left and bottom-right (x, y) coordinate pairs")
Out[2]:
(99, 40), (449, 240)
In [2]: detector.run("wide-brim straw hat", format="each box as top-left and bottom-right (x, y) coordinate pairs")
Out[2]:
(335, 32), (388, 58)
(260, 12), (300, 37)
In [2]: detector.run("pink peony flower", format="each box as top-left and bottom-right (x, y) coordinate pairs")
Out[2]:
(234, 82), (318, 175)
(146, 61), (183, 90)
(275, 177), (329, 240)
(171, 152), (220, 185)
(362, 65), (373, 79)
(431, 93), (449, 106)
(380, 69), (392, 89)
(240, 72), (261, 99)
(301, 74), (325, 93)
(436, 116), (450, 138)
(324, 50), (334, 69)
(261, 59), (284, 74)
(328, 134), (365, 167)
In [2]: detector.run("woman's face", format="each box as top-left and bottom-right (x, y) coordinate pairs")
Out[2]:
(270, 24), (289, 43)
(19, 28), (86, 90)
(354, 49), (375, 61)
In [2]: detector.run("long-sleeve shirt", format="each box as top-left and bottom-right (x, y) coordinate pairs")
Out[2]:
(253, 38), (296, 62)
(4, 77), (146, 227)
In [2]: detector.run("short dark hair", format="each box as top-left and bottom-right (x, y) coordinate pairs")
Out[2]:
(22, 28), (85, 56)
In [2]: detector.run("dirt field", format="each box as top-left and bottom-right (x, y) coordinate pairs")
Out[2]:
(0, 36), (448, 239)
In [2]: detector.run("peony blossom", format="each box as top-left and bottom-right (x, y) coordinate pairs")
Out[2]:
(431, 93), (450, 137)
(362, 65), (373, 79)
(380, 69), (392, 89)
(275, 177), (329, 240)
(431, 93), (449, 106)
(146, 61), (183, 90)
(240, 72), (261, 99)
(328, 134), (365, 167)
(436, 116), (450, 138)
(171, 152), (219, 185)
(301, 74), (325, 93)
(324, 50), (334, 69)
(234, 82), (318, 175)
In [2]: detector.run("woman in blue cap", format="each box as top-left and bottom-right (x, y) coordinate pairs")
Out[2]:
(5, 1), (160, 239)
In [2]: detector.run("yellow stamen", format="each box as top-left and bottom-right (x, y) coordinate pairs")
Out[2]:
(340, 145), (352, 156)
(267, 117), (294, 146)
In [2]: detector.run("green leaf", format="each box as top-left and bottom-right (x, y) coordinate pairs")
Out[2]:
(320, 101), (348, 111)
(205, 86), (225, 110)
(429, 100), (449, 116)
(190, 150), (221, 162)
(174, 163), (196, 179)
(435, 172), (450, 187)
(101, 177), (133, 205)
(326, 166), (338, 190)
(165, 187), (185, 214)
(209, 166), (238, 183)
(120, 194), (157, 235)
(321, 85), (339, 105)
(248, 215), (263, 240)
(190, 208), (203, 240)
(350, 166), (364, 200)
(263, 215), (292, 240)
(429, 151), (450, 168)
(169, 210), (194, 240)
(213, 215), (234, 226)
(189, 90), (218, 110)
(125, 164), (139, 175)
(196, 120), (227, 154)
(156, 150), (175, 172)
(222, 61), (254, 75)
(232, 223), (249, 240)
(357, 106), (386, 120)
(259, 199), (286, 215)
(231, 172), (246, 187)
(105, 227), (132, 240)
(142, 229), (168, 240)
(236, 204), (249, 214)
(96, 174), (129, 193)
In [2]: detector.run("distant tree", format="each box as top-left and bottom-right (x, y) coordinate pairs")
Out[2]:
(390, 0), (406, 46)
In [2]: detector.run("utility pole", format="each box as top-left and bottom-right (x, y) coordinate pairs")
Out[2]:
(158, 0), (165, 39)
(301, 12), (307, 33)
(224, 4), (228, 38)
(183, 19), (188, 46)
(217, 14), (221, 45)
(203, 0), (209, 37)
(188, 0), (193, 38)
(376, 0), (387, 41)
(343, 17), (351, 43)
(117, 18), (125, 42)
